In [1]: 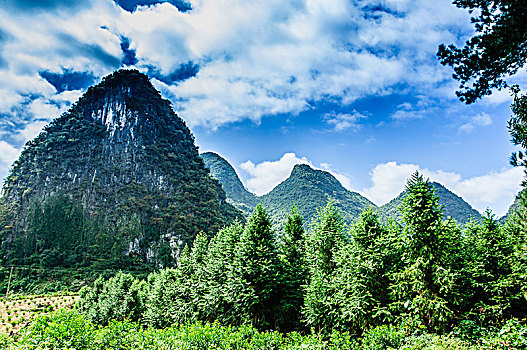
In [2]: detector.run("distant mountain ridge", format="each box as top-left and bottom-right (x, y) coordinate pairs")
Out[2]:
(379, 182), (482, 224)
(201, 152), (484, 226)
(500, 189), (524, 223)
(201, 152), (258, 216)
(260, 164), (377, 226)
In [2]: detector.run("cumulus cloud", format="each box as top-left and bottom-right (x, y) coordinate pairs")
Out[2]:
(240, 153), (312, 196)
(0, 0), (473, 133)
(0, 141), (21, 180)
(391, 102), (426, 121)
(14, 120), (49, 142)
(238, 154), (523, 217)
(324, 111), (366, 131)
(459, 112), (492, 133)
(361, 161), (524, 217)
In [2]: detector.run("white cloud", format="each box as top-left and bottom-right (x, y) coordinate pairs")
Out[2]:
(324, 111), (366, 131)
(459, 112), (492, 133)
(361, 161), (524, 217)
(391, 102), (426, 121)
(14, 120), (49, 142)
(0, 141), (21, 180)
(238, 155), (523, 217)
(240, 153), (312, 196)
(0, 0), (474, 131)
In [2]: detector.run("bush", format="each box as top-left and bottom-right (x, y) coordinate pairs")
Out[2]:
(360, 324), (406, 350)
(483, 319), (527, 349)
(77, 271), (146, 325)
(92, 319), (142, 350)
(451, 320), (490, 344)
(18, 309), (94, 349)
(0, 333), (14, 350)
(400, 333), (477, 350)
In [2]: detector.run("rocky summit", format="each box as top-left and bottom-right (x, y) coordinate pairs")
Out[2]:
(0, 70), (242, 268)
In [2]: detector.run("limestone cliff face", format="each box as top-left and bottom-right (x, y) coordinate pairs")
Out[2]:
(1, 70), (241, 266)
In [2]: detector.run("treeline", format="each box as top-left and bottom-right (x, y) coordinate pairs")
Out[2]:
(77, 172), (527, 336)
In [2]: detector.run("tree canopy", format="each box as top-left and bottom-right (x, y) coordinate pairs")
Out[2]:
(437, 0), (527, 104)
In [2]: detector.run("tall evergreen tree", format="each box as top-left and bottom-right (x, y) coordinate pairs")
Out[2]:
(143, 246), (196, 328)
(390, 172), (456, 332)
(303, 201), (347, 333)
(202, 221), (243, 324)
(231, 204), (281, 329)
(464, 210), (526, 322)
(333, 208), (399, 332)
(278, 207), (306, 332)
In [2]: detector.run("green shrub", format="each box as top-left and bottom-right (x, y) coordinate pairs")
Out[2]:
(360, 324), (406, 350)
(400, 333), (477, 350)
(451, 320), (490, 344)
(92, 319), (142, 350)
(483, 319), (527, 349)
(18, 309), (94, 349)
(0, 333), (14, 350)
(77, 271), (146, 325)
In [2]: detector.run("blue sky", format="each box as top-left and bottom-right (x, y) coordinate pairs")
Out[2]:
(0, 0), (524, 216)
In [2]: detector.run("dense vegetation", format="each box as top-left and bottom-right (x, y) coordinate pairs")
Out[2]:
(201, 152), (258, 216)
(64, 172), (527, 349)
(3, 310), (527, 349)
(1, 2), (526, 347)
(0, 70), (242, 271)
(379, 182), (482, 224)
(203, 154), (489, 226)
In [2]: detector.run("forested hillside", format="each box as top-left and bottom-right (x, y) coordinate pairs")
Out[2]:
(500, 189), (524, 223)
(201, 152), (258, 216)
(260, 164), (376, 225)
(380, 182), (482, 224)
(63, 172), (527, 349)
(0, 70), (242, 270)
(202, 154), (484, 226)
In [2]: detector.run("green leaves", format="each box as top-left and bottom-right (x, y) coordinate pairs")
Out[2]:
(74, 192), (527, 338)
(230, 204), (282, 328)
(437, 0), (527, 104)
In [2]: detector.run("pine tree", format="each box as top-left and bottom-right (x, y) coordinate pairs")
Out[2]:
(303, 200), (347, 333)
(278, 207), (307, 331)
(143, 246), (197, 328)
(231, 204), (281, 329)
(465, 210), (526, 322)
(202, 221), (243, 324)
(333, 208), (398, 332)
(390, 172), (455, 332)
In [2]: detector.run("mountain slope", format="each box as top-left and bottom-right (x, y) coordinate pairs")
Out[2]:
(500, 189), (524, 223)
(260, 164), (377, 226)
(379, 182), (481, 224)
(201, 152), (258, 216)
(0, 69), (241, 267)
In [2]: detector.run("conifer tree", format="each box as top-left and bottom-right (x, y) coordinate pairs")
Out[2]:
(202, 221), (243, 324)
(143, 245), (197, 327)
(303, 201), (346, 333)
(391, 172), (455, 332)
(278, 207), (306, 331)
(465, 210), (526, 322)
(231, 204), (281, 329)
(333, 208), (398, 332)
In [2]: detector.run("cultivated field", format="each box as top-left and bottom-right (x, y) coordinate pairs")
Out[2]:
(0, 293), (79, 334)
